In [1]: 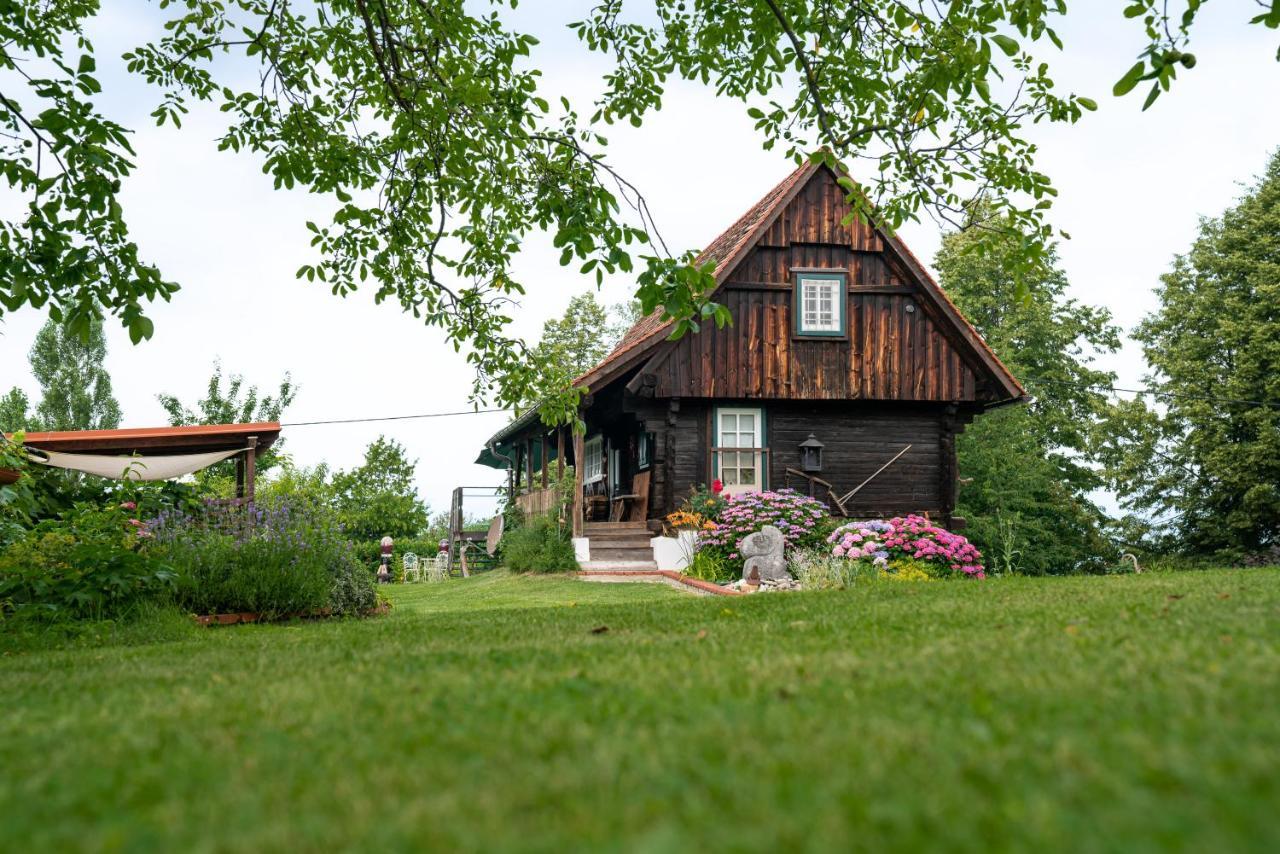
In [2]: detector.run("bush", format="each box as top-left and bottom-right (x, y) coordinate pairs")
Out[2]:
(0, 502), (176, 619)
(789, 547), (874, 590)
(500, 513), (577, 573)
(828, 515), (985, 579)
(684, 549), (731, 582)
(695, 488), (830, 576)
(147, 498), (376, 617)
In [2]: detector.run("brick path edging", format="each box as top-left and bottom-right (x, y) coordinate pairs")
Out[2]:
(577, 570), (744, 596)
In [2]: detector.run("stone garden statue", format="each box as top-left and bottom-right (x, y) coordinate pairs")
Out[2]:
(740, 525), (788, 582)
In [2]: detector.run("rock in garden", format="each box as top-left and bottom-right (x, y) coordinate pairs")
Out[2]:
(740, 525), (789, 582)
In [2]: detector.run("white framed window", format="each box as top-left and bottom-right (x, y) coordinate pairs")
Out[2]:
(638, 431), (652, 469)
(795, 273), (845, 336)
(715, 408), (764, 496)
(583, 435), (603, 483)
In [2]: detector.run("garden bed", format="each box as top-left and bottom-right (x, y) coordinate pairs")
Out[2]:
(191, 601), (392, 626)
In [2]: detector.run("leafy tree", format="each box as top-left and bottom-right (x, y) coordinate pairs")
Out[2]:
(10, 317), (122, 432)
(0, 388), (32, 433)
(158, 361), (296, 475)
(330, 436), (429, 542)
(936, 209), (1122, 574)
(1101, 151), (1280, 555)
(11, 2), (1267, 418)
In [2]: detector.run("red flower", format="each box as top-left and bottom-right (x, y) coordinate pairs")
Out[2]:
(119, 501), (137, 511)
(711, 480), (724, 495)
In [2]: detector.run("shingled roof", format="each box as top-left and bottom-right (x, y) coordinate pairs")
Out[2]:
(575, 158), (1024, 403)
(575, 162), (817, 391)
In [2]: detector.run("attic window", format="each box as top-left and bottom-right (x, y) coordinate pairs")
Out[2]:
(794, 272), (846, 337)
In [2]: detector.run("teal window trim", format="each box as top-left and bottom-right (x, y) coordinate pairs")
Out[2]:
(793, 271), (847, 338)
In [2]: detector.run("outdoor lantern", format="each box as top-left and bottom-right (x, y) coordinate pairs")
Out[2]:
(798, 433), (825, 473)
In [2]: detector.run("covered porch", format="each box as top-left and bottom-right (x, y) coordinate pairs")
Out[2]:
(475, 401), (656, 537)
(13, 422), (281, 502)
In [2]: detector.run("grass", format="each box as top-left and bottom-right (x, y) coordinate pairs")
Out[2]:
(2, 569), (1279, 851)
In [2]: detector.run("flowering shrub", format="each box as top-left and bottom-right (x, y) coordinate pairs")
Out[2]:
(664, 510), (716, 532)
(696, 489), (830, 573)
(146, 497), (376, 616)
(828, 514), (985, 579)
(0, 501), (176, 619)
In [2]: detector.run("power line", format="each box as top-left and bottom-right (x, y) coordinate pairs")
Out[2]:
(282, 408), (510, 427)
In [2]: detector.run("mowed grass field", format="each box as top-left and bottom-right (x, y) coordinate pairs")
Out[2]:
(2, 569), (1279, 852)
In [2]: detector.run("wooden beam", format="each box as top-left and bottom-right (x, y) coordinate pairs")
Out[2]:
(540, 433), (548, 490)
(571, 431), (585, 539)
(556, 427), (565, 481)
(245, 436), (258, 506)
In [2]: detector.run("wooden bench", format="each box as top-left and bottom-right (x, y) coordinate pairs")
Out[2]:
(609, 471), (651, 522)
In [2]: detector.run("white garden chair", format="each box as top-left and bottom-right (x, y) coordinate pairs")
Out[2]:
(401, 552), (421, 583)
(429, 552), (448, 583)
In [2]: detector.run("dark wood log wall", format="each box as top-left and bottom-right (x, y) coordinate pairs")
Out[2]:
(645, 168), (979, 402)
(767, 405), (950, 518)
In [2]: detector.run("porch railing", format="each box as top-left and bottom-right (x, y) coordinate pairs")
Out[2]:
(515, 485), (561, 517)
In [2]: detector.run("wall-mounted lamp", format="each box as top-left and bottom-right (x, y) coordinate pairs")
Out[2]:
(798, 433), (825, 473)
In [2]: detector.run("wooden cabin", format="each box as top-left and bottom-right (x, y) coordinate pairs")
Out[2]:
(478, 160), (1025, 553)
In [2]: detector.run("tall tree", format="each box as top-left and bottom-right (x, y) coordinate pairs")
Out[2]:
(158, 361), (296, 474)
(11, 1), (1266, 415)
(22, 317), (122, 431)
(936, 209), (1122, 574)
(0, 387), (31, 433)
(331, 436), (429, 542)
(1102, 151), (1280, 555)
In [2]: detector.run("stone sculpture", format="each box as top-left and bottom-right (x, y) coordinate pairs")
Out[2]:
(740, 525), (789, 582)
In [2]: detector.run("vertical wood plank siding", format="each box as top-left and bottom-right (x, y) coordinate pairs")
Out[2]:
(646, 168), (982, 402)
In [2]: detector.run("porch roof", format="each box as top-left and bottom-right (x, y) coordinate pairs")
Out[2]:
(12, 422), (281, 455)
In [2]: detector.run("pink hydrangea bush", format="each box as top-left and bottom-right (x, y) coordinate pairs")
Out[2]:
(696, 488), (830, 570)
(828, 514), (985, 579)
(827, 519), (894, 567)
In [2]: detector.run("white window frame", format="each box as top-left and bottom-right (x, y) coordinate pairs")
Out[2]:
(715, 407), (764, 496)
(796, 274), (844, 335)
(583, 435), (604, 483)
(638, 431), (651, 469)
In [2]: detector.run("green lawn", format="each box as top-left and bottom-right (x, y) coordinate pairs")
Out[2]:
(3, 569), (1279, 851)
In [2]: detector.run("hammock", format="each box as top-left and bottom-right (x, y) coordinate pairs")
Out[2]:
(28, 447), (249, 482)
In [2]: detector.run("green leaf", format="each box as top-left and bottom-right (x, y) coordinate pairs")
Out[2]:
(991, 35), (1019, 57)
(1113, 62), (1147, 96)
(1141, 84), (1161, 111)
(1077, 97), (1097, 111)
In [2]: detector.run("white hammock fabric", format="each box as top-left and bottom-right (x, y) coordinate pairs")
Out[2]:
(30, 447), (248, 481)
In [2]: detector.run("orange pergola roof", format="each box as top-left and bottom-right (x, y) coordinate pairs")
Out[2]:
(11, 422), (282, 455)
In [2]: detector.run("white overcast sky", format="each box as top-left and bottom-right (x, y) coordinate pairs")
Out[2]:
(2, 1), (1278, 515)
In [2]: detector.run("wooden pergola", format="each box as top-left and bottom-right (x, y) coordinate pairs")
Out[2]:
(13, 422), (282, 502)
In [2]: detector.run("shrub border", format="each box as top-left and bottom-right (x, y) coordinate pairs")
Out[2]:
(191, 601), (392, 626)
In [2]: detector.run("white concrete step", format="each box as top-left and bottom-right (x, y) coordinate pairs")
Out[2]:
(579, 560), (659, 572)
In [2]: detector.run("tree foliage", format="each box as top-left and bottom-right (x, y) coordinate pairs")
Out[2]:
(1101, 151), (1280, 555)
(523, 292), (635, 407)
(157, 360), (296, 474)
(9, 1), (1268, 420)
(330, 436), (429, 542)
(1, 317), (122, 432)
(937, 208), (1121, 573)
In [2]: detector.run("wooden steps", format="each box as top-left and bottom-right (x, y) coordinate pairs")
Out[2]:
(580, 521), (657, 571)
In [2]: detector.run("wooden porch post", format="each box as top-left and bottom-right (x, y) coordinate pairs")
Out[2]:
(571, 431), (584, 539)
(556, 427), (565, 482)
(525, 437), (533, 493)
(235, 454), (246, 500)
(540, 433), (548, 490)
(244, 436), (258, 506)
